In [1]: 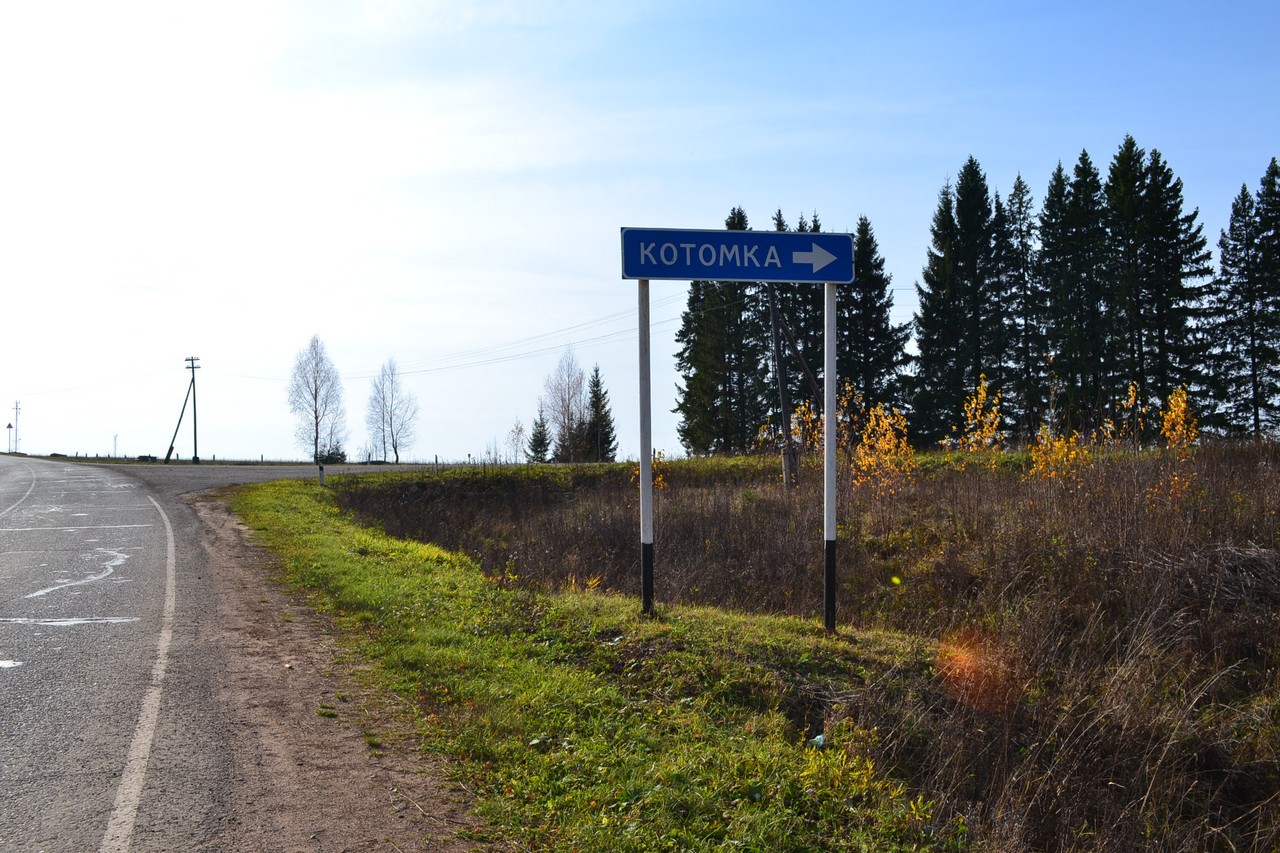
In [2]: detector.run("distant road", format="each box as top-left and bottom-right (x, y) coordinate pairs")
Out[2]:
(0, 457), (427, 852)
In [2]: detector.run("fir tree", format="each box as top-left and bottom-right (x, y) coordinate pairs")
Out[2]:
(986, 190), (1016, 394)
(1208, 172), (1280, 435)
(1259, 158), (1280, 296)
(842, 216), (909, 406)
(582, 364), (619, 462)
(673, 278), (721, 453)
(1001, 175), (1046, 439)
(911, 181), (965, 443)
(526, 407), (551, 463)
(911, 159), (1005, 443)
(1037, 164), (1073, 434)
(953, 157), (997, 392)
(1105, 135), (1150, 402)
(673, 206), (769, 453)
(1042, 151), (1114, 431)
(1139, 148), (1212, 402)
(1249, 158), (1280, 402)
(765, 209), (826, 421)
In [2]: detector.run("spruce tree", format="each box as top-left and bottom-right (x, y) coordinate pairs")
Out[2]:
(1208, 168), (1280, 435)
(842, 216), (909, 406)
(795, 211), (828, 409)
(953, 157), (997, 394)
(1037, 163), (1071, 431)
(673, 278), (721, 453)
(987, 190), (1016, 394)
(582, 364), (619, 462)
(1139, 148), (1212, 402)
(911, 181), (965, 443)
(673, 206), (768, 454)
(1105, 135), (1150, 401)
(1256, 158), (1280, 359)
(765, 209), (826, 421)
(1040, 151), (1114, 431)
(912, 159), (1005, 443)
(526, 408), (551, 463)
(1002, 175), (1046, 440)
(1259, 159), (1280, 278)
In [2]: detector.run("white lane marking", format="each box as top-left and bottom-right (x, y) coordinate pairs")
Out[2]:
(0, 463), (37, 518)
(0, 660), (22, 669)
(0, 617), (139, 626)
(25, 549), (129, 599)
(99, 495), (176, 853)
(0, 524), (153, 532)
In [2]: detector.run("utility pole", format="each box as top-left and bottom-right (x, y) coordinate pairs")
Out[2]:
(767, 284), (798, 488)
(12, 401), (18, 454)
(186, 357), (200, 463)
(165, 358), (200, 463)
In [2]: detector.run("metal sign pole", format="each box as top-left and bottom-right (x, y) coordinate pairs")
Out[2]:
(824, 281), (838, 631)
(638, 279), (655, 615)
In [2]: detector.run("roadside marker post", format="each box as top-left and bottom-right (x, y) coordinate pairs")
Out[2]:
(621, 227), (854, 630)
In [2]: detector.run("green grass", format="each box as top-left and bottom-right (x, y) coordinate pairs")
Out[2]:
(230, 479), (964, 852)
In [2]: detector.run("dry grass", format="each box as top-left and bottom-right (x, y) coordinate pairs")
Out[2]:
(333, 442), (1280, 851)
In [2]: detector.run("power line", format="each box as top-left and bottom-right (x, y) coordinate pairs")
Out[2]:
(225, 298), (688, 383)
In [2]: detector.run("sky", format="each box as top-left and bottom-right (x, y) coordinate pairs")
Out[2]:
(1, 1), (1277, 463)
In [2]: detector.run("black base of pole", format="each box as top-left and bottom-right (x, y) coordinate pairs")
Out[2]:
(641, 541), (654, 615)
(824, 538), (837, 631)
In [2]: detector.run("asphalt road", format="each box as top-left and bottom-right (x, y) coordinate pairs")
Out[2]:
(0, 457), (369, 852)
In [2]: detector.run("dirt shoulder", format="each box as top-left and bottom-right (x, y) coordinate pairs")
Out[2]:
(190, 492), (498, 852)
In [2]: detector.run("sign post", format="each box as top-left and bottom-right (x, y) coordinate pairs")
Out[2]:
(824, 282), (838, 631)
(621, 227), (854, 629)
(637, 278), (655, 614)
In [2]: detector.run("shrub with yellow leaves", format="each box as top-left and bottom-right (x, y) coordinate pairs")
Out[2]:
(790, 398), (824, 456)
(946, 375), (1005, 468)
(1160, 386), (1198, 457)
(851, 403), (916, 501)
(1028, 424), (1091, 485)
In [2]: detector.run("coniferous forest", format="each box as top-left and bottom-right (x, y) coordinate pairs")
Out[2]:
(674, 136), (1280, 451)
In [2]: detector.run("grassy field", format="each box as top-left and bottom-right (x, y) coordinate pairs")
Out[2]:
(233, 441), (1280, 851)
(231, 479), (963, 851)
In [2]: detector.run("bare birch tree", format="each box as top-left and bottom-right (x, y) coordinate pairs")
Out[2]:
(288, 335), (347, 462)
(542, 346), (587, 462)
(506, 417), (526, 463)
(366, 358), (418, 463)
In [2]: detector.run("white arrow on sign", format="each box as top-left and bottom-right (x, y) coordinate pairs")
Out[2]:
(792, 243), (838, 274)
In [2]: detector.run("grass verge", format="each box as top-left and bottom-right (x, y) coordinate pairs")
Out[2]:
(229, 479), (965, 851)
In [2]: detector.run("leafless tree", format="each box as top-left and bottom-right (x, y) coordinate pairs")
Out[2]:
(506, 417), (526, 463)
(542, 346), (587, 462)
(365, 358), (418, 463)
(288, 335), (347, 462)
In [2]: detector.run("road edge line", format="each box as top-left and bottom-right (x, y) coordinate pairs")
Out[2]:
(99, 495), (177, 853)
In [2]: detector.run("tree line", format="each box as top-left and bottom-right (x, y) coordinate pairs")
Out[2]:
(285, 335), (619, 466)
(674, 137), (1280, 451)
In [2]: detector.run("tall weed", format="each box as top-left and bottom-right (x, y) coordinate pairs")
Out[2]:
(332, 441), (1280, 851)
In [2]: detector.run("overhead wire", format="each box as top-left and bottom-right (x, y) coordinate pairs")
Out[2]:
(220, 279), (910, 385)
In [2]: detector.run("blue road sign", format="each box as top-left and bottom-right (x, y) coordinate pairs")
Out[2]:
(621, 227), (854, 284)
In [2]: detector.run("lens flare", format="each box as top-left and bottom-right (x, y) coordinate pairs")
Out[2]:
(935, 626), (1019, 714)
